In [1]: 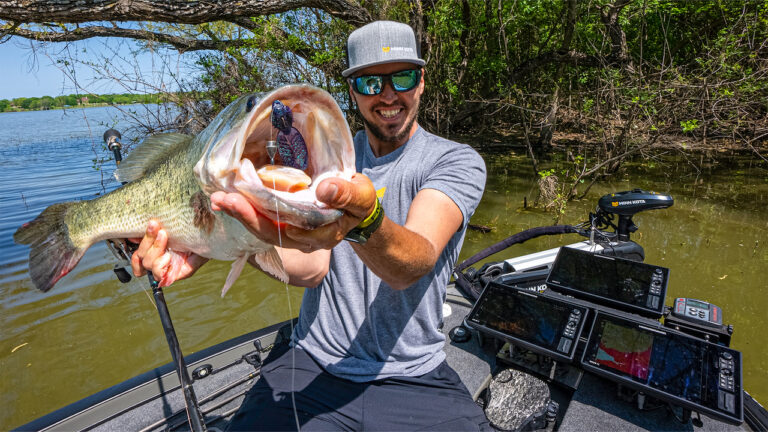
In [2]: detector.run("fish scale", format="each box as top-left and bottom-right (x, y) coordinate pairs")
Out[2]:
(63, 153), (208, 251)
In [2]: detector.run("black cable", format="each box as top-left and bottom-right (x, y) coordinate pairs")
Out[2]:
(455, 225), (580, 273)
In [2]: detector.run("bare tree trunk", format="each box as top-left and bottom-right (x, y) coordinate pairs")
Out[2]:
(600, 0), (634, 70)
(522, 115), (539, 176)
(537, 86), (559, 151)
(537, 0), (577, 151)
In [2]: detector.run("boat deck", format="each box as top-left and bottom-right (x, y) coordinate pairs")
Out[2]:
(20, 286), (752, 431)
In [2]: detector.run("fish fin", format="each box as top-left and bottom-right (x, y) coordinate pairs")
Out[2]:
(221, 254), (249, 298)
(250, 248), (289, 284)
(115, 133), (192, 182)
(13, 202), (87, 292)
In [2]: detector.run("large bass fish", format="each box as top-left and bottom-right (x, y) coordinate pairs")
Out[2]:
(14, 85), (355, 294)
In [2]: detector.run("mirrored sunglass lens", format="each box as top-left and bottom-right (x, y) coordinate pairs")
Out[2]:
(356, 76), (382, 95)
(392, 70), (418, 91)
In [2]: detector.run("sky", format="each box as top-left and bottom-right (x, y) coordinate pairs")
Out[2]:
(0, 36), (202, 100)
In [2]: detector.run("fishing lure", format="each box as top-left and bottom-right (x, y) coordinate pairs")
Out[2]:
(271, 100), (309, 170)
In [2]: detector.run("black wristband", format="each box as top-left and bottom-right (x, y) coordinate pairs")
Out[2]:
(344, 199), (384, 244)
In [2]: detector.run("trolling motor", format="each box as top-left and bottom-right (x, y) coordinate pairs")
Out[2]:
(102, 130), (208, 432)
(594, 189), (674, 241)
(453, 189), (674, 301)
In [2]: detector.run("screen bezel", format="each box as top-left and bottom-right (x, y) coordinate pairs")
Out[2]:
(580, 311), (743, 425)
(546, 247), (668, 318)
(465, 282), (589, 362)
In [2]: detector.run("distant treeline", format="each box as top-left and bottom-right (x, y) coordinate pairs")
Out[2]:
(0, 93), (164, 112)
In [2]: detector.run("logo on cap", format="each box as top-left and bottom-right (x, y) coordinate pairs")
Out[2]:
(382, 46), (390, 53)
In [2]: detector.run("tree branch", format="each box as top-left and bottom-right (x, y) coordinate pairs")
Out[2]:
(507, 0), (634, 80)
(8, 25), (250, 52)
(0, 0), (371, 27)
(227, 17), (318, 67)
(509, 49), (602, 80)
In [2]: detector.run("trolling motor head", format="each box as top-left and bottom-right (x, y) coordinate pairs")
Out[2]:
(596, 189), (674, 241)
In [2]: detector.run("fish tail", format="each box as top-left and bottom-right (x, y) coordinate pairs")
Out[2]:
(13, 202), (86, 292)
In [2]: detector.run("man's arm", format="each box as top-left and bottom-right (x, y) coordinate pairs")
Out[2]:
(248, 247), (330, 288)
(348, 188), (463, 290)
(212, 176), (463, 291)
(208, 191), (333, 287)
(129, 216), (330, 288)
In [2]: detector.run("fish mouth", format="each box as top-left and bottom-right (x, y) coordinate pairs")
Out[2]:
(195, 85), (355, 229)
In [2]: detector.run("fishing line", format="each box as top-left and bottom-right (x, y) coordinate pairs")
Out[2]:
(140, 284), (156, 308)
(269, 125), (301, 431)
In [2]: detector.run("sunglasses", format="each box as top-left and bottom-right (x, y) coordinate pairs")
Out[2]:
(349, 69), (422, 96)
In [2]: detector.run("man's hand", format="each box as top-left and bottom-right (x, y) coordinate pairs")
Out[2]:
(129, 220), (209, 287)
(211, 173), (377, 251)
(287, 173), (377, 249)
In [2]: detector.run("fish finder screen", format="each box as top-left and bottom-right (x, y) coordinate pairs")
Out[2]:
(594, 320), (653, 380)
(547, 247), (667, 315)
(468, 283), (573, 354)
(583, 313), (743, 423)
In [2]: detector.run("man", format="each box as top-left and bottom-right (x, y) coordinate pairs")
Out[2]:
(132, 21), (488, 430)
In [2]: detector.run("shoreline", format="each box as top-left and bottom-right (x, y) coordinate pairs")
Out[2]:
(0, 102), (146, 114)
(453, 131), (768, 155)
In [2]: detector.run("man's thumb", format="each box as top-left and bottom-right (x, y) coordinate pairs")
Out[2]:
(316, 175), (375, 218)
(316, 180), (341, 205)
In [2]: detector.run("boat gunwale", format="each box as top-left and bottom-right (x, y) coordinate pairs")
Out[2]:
(15, 320), (290, 431)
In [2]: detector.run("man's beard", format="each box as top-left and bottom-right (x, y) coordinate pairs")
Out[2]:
(360, 97), (420, 143)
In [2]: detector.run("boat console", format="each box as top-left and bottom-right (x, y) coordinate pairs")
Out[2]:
(581, 311), (743, 424)
(467, 282), (588, 361)
(464, 244), (745, 426)
(547, 247), (669, 318)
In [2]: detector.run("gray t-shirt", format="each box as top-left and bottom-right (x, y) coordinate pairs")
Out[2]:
(292, 127), (486, 382)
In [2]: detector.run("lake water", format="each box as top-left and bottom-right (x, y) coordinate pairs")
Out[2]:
(1, 107), (766, 429)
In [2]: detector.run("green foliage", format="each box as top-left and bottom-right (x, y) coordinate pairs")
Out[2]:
(14, 0), (762, 173)
(538, 168), (555, 178)
(91, 0), (764, 152)
(0, 93), (164, 112)
(192, 11), (352, 113)
(680, 119), (699, 133)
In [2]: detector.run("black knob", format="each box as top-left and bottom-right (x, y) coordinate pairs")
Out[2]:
(465, 267), (478, 280)
(192, 364), (214, 380)
(449, 325), (471, 343)
(113, 266), (132, 283)
(721, 352), (733, 361)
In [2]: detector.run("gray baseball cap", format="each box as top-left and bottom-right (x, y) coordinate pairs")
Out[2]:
(342, 21), (425, 78)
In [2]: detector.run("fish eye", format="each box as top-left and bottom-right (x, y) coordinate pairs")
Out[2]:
(246, 96), (257, 112)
